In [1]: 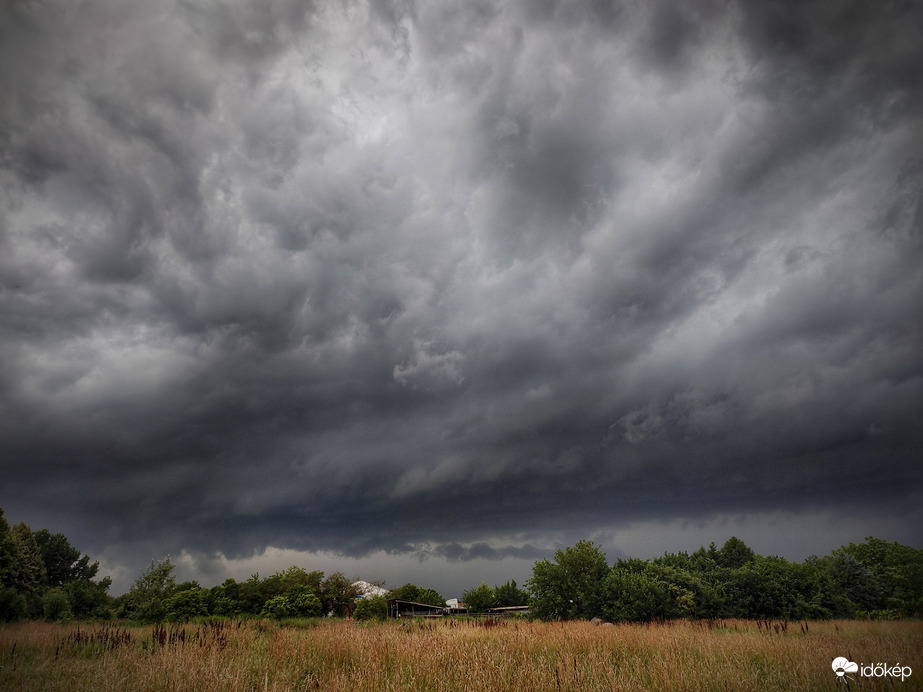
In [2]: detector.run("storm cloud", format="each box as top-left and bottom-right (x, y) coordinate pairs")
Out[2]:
(1, 0), (921, 595)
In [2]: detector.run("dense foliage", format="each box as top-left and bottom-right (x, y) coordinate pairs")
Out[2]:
(1, 507), (920, 624)
(527, 537), (923, 622)
(384, 583), (445, 607)
(116, 563), (359, 622)
(0, 509), (111, 622)
(353, 595), (388, 622)
(462, 579), (530, 613)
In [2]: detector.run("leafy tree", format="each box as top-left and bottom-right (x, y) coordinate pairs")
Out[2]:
(164, 586), (208, 622)
(723, 555), (819, 619)
(824, 551), (880, 612)
(123, 557), (176, 622)
(278, 566), (324, 594)
(260, 587), (322, 620)
(493, 579), (529, 607)
(208, 578), (242, 616)
(239, 573), (268, 614)
(10, 522), (46, 618)
(0, 510), (23, 622)
(239, 567), (326, 616)
(386, 583), (445, 607)
(65, 576), (112, 619)
(527, 540), (608, 620)
(840, 537), (923, 616)
(288, 589), (323, 618)
(648, 563), (722, 618)
(354, 595), (388, 622)
(0, 587), (27, 622)
(0, 509), (14, 587)
(0, 510), (111, 621)
(320, 572), (360, 617)
(462, 584), (496, 613)
(692, 543), (721, 570)
(602, 567), (672, 622)
(42, 587), (73, 622)
(717, 537), (755, 570)
(260, 595), (293, 620)
(34, 529), (80, 587)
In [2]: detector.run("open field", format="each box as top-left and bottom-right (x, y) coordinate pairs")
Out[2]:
(1, 618), (920, 691)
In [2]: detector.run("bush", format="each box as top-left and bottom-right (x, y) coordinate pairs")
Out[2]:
(261, 595), (293, 620)
(42, 587), (74, 622)
(261, 588), (322, 620)
(164, 587), (208, 621)
(527, 540), (608, 620)
(462, 584), (495, 613)
(0, 586), (28, 622)
(354, 595), (387, 622)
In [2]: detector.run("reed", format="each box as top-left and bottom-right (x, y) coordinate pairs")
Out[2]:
(1, 618), (920, 691)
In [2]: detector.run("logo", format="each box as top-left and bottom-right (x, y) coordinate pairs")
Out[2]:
(832, 657), (912, 684)
(832, 657), (858, 683)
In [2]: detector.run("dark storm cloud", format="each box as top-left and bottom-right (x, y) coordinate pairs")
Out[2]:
(1, 0), (921, 591)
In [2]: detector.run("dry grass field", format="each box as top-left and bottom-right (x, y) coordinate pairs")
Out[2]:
(1, 618), (920, 691)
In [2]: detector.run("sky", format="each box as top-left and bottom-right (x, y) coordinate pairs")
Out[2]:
(1, 0), (921, 598)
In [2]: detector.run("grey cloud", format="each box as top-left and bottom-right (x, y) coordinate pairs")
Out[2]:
(432, 542), (548, 563)
(1, 0), (921, 594)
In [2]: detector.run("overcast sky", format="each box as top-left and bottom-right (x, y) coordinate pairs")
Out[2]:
(1, 0), (921, 597)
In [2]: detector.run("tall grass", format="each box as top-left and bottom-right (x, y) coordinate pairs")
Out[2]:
(1, 618), (920, 691)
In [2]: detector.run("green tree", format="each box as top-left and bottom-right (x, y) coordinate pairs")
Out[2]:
(0, 587), (27, 622)
(0, 509), (14, 587)
(123, 557), (176, 622)
(208, 578), (242, 616)
(260, 594), (293, 620)
(320, 572), (360, 617)
(238, 573), (267, 615)
(34, 529), (81, 587)
(277, 567), (324, 594)
(32, 528), (111, 619)
(527, 540), (608, 620)
(840, 537), (923, 616)
(242, 567), (325, 617)
(717, 537), (755, 570)
(42, 587), (73, 622)
(260, 587), (322, 620)
(462, 584), (496, 613)
(10, 522), (46, 618)
(164, 586), (208, 622)
(602, 567), (672, 622)
(65, 576), (112, 619)
(354, 595), (388, 622)
(493, 579), (529, 607)
(0, 510), (24, 622)
(385, 583), (445, 607)
(723, 555), (816, 619)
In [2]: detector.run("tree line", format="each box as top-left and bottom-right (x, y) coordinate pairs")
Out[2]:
(2, 507), (920, 623)
(526, 537), (923, 621)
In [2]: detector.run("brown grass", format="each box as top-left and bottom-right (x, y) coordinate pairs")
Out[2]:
(1, 618), (920, 691)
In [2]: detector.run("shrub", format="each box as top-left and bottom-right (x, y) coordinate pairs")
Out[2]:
(354, 595), (387, 622)
(42, 587), (74, 622)
(164, 587), (208, 622)
(462, 584), (495, 613)
(0, 587), (27, 622)
(261, 588), (322, 620)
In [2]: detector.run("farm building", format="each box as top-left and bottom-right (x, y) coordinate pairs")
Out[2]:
(444, 599), (468, 615)
(387, 599), (446, 618)
(353, 581), (388, 599)
(484, 605), (530, 616)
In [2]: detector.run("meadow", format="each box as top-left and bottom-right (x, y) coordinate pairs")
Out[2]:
(1, 618), (920, 691)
